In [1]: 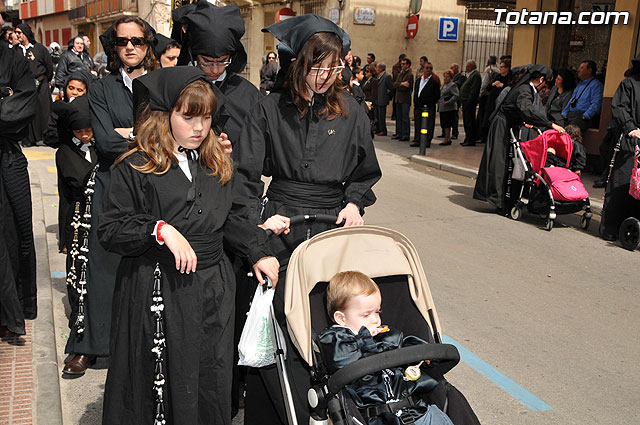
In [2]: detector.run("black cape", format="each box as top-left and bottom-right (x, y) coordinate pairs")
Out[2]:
(473, 81), (553, 211)
(19, 40), (53, 144)
(98, 153), (271, 424)
(67, 72), (132, 356)
(601, 75), (640, 236)
(0, 42), (38, 335)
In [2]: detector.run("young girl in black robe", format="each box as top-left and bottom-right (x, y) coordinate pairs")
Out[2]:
(52, 95), (99, 376)
(98, 66), (287, 425)
(233, 15), (382, 425)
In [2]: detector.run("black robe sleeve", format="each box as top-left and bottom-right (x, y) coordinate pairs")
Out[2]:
(89, 77), (130, 162)
(0, 46), (37, 137)
(343, 103), (381, 210)
(516, 85), (553, 129)
(223, 173), (271, 264)
(612, 77), (639, 135)
(97, 157), (158, 257)
(55, 145), (94, 198)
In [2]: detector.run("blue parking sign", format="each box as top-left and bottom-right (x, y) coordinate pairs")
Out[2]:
(438, 17), (458, 41)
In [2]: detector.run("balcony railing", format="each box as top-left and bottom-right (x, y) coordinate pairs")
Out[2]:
(86, 0), (124, 19)
(69, 6), (86, 21)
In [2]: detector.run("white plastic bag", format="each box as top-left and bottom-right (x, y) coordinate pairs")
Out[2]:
(238, 285), (276, 367)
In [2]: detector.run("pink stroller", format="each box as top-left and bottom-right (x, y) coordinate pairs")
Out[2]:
(508, 129), (592, 231)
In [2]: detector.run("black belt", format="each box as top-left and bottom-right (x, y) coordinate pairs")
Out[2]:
(266, 178), (344, 209)
(361, 395), (419, 424)
(148, 231), (224, 270)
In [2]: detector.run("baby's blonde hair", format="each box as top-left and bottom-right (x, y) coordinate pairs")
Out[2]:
(327, 271), (379, 321)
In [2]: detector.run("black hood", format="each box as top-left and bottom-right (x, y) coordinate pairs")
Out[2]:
(17, 23), (36, 44)
(99, 19), (156, 71)
(53, 95), (92, 131)
(262, 14), (351, 66)
(62, 70), (93, 101)
(151, 34), (177, 61)
(132, 66), (211, 115)
(171, 1), (247, 73)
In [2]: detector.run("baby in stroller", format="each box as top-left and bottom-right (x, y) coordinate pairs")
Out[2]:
(317, 271), (462, 425)
(545, 124), (587, 174)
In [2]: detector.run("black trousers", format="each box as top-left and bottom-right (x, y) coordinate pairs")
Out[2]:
(375, 104), (388, 135)
(453, 106), (460, 137)
(462, 101), (478, 143)
(414, 105), (436, 145)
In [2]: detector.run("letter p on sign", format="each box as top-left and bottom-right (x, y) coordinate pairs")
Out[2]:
(438, 17), (458, 41)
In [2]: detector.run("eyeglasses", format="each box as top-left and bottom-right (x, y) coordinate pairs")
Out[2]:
(114, 37), (147, 47)
(14, 30), (22, 35)
(197, 60), (232, 69)
(309, 60), (345, 77)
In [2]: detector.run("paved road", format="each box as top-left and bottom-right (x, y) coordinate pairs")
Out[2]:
(26, 144), (639, 425)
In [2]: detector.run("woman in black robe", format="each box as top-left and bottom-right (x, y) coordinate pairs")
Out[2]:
(233, 15), (382, 425)
(600, 55), (640, 240)
(15, 23), (53, 146)
(63, 17), (158, 373)
(171, 1), (261, 145)
(473, 64), (565, 214)
(0, 36), (37, 337)
(98, 67), (282, 425)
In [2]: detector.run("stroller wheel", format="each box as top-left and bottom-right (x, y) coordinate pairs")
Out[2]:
(544, 218), (554, 231)
(509, 206), (522, 221)
(580, 214), (591, 230)
(619, 217), (640, 251)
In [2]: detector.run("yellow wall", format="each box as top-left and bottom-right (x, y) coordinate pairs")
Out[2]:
(604, 0), (640, 97)
(512, 0), (541, 65)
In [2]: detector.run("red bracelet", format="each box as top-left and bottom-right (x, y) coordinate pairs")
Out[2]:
(156, 221), (167, 243)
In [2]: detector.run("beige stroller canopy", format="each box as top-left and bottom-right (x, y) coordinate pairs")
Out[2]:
(284, 225), (443, 366)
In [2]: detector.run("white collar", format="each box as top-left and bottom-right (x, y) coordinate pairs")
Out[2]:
(529, 81), (537, 92)
(352, 80), (360, 86)
(21, 43), (33, 52)
(214, 69), (227, 83)
(120, 67), (147, 93)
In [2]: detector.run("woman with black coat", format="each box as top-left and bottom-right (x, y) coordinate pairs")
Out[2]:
(474, 64), (565, 214)
(234, 15), (382, 425)
(546, 68), (576, 124)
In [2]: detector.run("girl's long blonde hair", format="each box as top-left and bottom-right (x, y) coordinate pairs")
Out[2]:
(116, 79), (233, 185)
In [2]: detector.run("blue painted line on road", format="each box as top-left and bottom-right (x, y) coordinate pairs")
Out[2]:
(51, 272), (66, 278)
(442, 334), (552, 412)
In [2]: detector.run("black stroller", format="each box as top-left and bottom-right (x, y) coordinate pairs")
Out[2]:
(266, 217), (480, 425)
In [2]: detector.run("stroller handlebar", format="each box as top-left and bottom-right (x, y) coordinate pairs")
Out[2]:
(262, 214), (341, 237)
(326, 343), (460, 395)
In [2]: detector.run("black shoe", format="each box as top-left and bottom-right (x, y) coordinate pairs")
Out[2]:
(602, 233), (617, 241)
(460, 141), (476, 146)
(439, 140), (452, 146)
(592, 180), (606, 188)
(410, 142), (420, 147)
(452, 135), (458, 140)
(399, 137), (410, 141)
(391, 135), (400, 140)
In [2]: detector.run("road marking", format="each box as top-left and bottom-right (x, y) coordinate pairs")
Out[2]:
(442, 334), (552, 412)
(51, 272), (66, 278)
(48, 166), (57, 173)
(24, 150), (55, 161)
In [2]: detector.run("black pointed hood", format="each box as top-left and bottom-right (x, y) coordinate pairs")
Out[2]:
(53, 95), (92, 131)
(151, 34), (177, 61)
(262, 14), (351, 65)
(171, 1), (247, 73)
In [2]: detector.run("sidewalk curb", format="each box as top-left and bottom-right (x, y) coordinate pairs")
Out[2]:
(409, 154), (604, 215)
(30, 169), (64, 425)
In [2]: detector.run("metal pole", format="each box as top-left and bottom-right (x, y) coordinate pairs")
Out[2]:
(419, 108), (429, 155)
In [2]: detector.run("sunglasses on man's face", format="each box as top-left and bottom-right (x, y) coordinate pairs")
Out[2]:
(114, 37), (146, 47)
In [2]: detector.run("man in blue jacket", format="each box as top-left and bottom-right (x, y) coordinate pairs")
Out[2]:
(562, 60), (603, 132)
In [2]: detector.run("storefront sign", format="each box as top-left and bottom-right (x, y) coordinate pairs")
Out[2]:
(354, 7), (376, 25)
(328, 8), (340, 25)
(438, 17), (458, 41)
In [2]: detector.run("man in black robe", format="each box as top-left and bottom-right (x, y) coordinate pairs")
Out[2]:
(601, 55), (640, 240)
(15, 23), (52, 147)
(0, 20), (38, 336)
(172, 1), (261, 145)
